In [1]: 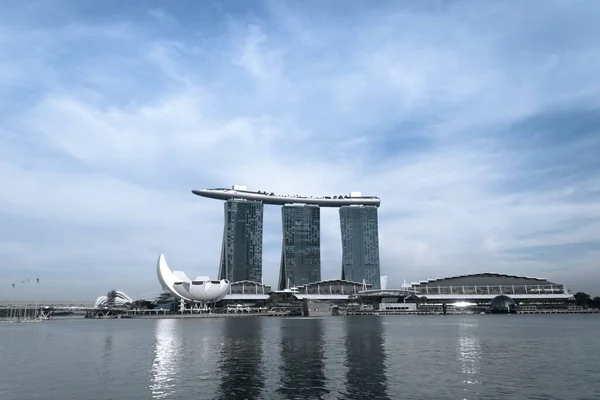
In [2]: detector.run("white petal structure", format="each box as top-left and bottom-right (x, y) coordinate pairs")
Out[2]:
(94, 290), (134, 309)
(157, 254), (230, 303)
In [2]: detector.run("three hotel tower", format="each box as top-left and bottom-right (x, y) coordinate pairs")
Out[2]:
(216, 199), (381, 290)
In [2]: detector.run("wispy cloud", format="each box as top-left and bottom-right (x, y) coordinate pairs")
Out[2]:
(1, 0), (599, 299)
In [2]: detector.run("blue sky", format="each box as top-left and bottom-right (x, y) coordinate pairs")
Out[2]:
(1, 0), (600, 300)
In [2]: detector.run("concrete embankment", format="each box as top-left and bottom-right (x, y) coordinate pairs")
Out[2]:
(517, 309), (599, 314)
(90, 311), (298, 319)
(343, 309), (600, 316)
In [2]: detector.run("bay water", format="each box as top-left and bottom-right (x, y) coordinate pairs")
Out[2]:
(1, 315), (599, 399)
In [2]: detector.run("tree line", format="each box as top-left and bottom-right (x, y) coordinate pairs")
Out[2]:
(573, 292), (600, 309)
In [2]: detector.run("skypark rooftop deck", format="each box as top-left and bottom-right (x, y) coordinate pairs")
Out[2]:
(192, 185), (381, 207)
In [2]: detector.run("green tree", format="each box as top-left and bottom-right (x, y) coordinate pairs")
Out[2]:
(591, 297), (600, 309)
(574, 292), (591, 308)
(106, 290), (118, 309)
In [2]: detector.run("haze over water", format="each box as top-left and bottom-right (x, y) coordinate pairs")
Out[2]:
(1, 316), (599, 400)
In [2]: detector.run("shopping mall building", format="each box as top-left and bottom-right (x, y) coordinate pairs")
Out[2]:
(402, 273), (574, 312)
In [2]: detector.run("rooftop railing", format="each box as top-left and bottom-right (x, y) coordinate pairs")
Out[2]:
(418, 284), (566, 296)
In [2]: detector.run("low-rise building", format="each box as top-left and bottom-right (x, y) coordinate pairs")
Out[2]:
(408, 273), (574, 312)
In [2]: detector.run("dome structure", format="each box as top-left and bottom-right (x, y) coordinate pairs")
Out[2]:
(157, 254), (230, 303)
(94, 290), (133, 309)
(489, 295), (517, 313)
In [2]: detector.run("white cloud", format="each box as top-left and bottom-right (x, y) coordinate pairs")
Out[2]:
(232, 25), (283, 81)
(148, 8), (179, 25)
(1, 1), (600, 300)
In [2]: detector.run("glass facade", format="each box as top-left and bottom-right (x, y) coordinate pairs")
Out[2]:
(339, 206), (381, 289)
(278, 205), (321, 290)
(219, 199), (264, 283)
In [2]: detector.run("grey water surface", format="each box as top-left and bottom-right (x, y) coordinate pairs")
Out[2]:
(1, 315), (599, 400)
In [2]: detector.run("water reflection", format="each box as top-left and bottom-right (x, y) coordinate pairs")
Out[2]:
(149, 319), (180, 399)
(458, 320), (482, 397)
(277, 319), (328, 399)
(100, 334), (113, 386)
(344, 317), (389, 400)
(217, 318), (265, 400)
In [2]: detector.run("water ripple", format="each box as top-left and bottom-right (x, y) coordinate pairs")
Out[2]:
(1, 316), (600, 400)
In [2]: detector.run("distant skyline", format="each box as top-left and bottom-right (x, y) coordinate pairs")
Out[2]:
(1, 0), (600, 300)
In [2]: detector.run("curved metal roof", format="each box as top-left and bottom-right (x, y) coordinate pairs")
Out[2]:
(356, 289), (417, 298)
(411, 273), (558, 286)
(192, 188), (380, 207)
(229, 280), (270, 286)
(293, 294), (350, 300)
(418, 293), (573, 300)
(295, 279), (372, 288)
(222, 294), (270, 301)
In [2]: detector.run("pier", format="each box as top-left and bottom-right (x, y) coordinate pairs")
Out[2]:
(0, 305), (51, 322)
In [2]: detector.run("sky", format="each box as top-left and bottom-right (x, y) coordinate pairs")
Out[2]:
(1, 0), (600, 301)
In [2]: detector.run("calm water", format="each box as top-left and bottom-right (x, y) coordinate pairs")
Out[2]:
(1, 315), (599, 400)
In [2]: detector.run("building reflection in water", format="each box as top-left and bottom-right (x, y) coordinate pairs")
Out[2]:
(458, 321), (481, 390)
(149, 319), (180, 399)
(344, 317), (389, 400)
(277, 318), (328, 399)
(100, 334), (113, 386)
(217, 318), (265, 400)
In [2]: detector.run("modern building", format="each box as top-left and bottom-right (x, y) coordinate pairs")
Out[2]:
(226, 280), (272, 296)
(380, 275), (388, 290)
(489, 295), (518, 313)
(406, 273), (574, 312)
(94, 290), (133, 309)
(292, 279), (373, 300)
(157, 254), (230, 303)
(408, 273), (570, 299)
(220, 280), (272, 303)
(278, 205), (321, 290)
(192, 186), (380, 207)
(219, 199), (264, 283)
(339, 206), (381, 289)
(192, 185), (381, 289)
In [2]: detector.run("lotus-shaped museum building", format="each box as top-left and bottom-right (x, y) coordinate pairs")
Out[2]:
(157, 254), (230, 303)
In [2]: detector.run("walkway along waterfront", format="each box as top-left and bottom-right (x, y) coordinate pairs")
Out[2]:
(2, 299), (599, 321)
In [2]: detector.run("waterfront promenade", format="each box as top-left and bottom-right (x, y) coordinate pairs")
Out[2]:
(2, 300), (599, 322)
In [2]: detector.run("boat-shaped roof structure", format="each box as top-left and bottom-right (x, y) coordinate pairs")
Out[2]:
(192, 185), (380, 207)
